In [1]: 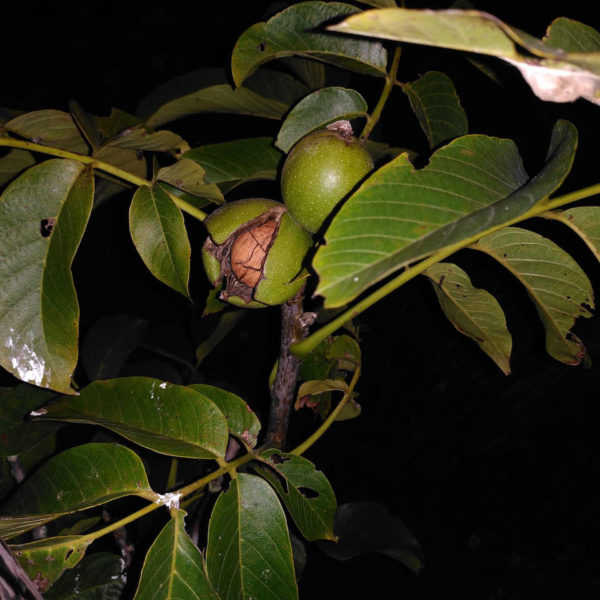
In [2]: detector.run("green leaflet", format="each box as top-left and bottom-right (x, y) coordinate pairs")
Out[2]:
(36, 377), (229, 460)
(0, 160), (94, 393)
(134, 510), (218, 600)
(314, 120), (577, 307)
(0, 443), (152, 539)
(206, 473), (297, 600)
(475, 227), (594, 365)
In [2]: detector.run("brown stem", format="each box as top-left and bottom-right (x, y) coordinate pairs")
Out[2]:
(266, 289), (314, 448)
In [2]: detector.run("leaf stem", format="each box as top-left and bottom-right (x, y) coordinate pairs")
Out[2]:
(360, 46), (401, 143)
(0, 137), (207, 221)
(291, 183), (600, 358)
(290, 366), (361, 456)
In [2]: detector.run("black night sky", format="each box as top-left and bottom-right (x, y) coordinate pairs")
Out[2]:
(3, 2), (600, 598)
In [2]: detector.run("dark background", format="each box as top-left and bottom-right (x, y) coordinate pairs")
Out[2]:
(3, 1), (600, 598)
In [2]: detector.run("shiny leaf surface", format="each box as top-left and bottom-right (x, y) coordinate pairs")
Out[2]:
(134, 510), (218, 600)
(231, 2), (388, 86)
(129, 184), (191, 298)
(424, 262), (512, 374)
(206, 473), (297, 600)
(0, 160), (94, 392)
(0, 443), (152, 539)
(37, 378), (229, 459)
(314, 120), (577, 307)
(475, 227), (594, 365)
(258, 449), (337, 541)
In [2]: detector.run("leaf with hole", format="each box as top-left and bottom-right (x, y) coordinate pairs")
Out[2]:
(424, 262), (512, 374)
(9, 536), (89, 593)
(475, 227), (594, 365)
(129, 183), (191, 298)
(206, 473), (297, 600)
(258, 449), (337, 541)
(0, 160), (94, 393)
(0, 443), (152, 539)
(133, 509), (218, 600)
(314, 120), (577, 307)
(404, 71), (468, 149)
(36, 377), (229, 459)
(231, 1), (388, 87)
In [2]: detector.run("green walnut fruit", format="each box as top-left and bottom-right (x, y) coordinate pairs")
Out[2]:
(281, 123), (374, 233)
(202, 198), (312, 308)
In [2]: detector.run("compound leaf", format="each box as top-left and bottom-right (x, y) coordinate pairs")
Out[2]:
(314, 120), (576, 307)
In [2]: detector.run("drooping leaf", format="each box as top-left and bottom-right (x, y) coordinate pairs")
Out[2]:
(133, 509), (218, 600)
(404, 71), (468, 149)
(0, 160), (94, 393)
(156, 159), (224, 203)
(276, 87), (368, 153)
(475, 227), (594, 365)
(183, 137), (283, 193)
(258, 449), (337, 541)
(44, 552), (125, 600)
(231, 1), (388, 87)
(188, 383), (261, 448)
(544, 206), (600, 263)
(5, 110), (89, 154)
(206, 473), (297, 600)
(314, 120), (577, 307)
(129, 184), (191, 298)
(424, 262), (512, 374)
(0, 384), (60, 457)
(329, 8), (600, 105)
(139, 68), (307, 128)
(318, 501), (424, 574)
(81, 315), (148, 381)
(0, 149), (35, 187)
(0, 443), (152, 539)
(9, 536), (89, 593)
(36, 377), (229, 460)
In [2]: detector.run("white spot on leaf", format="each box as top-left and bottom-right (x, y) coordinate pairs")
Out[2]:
(5, 328), (50, 387)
